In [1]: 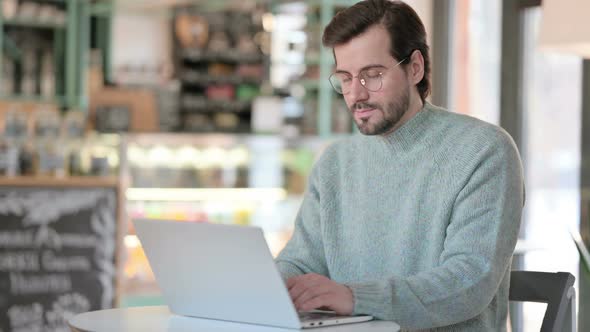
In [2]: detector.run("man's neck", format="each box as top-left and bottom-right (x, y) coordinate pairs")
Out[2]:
(381, 96), (424, 137)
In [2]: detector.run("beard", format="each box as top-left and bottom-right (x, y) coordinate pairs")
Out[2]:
(350, 83), (411, 136)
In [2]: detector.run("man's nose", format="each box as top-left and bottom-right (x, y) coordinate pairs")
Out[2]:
(347, 78), (369, 104)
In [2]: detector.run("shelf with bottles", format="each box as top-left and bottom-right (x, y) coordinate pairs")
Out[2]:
(172, 3), (270, 132)
(180, 70), (264, 86)
(181, 95), (252, 113)
(180, 110), (252, 133)
(1, 0), (88, 110)
(182, 49), (264, 64)
(0, 103), (120, 178)
(179, 78), (262, 132)
(0, 31), (63, 101)
(1, 0), (67, 26)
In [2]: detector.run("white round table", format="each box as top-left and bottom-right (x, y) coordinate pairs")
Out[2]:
(69, 306), (401, 332)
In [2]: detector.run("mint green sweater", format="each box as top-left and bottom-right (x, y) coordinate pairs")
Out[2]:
(276, 103), (524, 331)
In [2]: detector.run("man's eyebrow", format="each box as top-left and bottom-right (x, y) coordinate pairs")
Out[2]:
(334, 64), (387, 75)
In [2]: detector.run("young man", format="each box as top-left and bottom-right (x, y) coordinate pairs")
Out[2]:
(275, 0), (524, 331)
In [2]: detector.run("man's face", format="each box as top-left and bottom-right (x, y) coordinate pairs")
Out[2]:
(333, 25), (411, 136)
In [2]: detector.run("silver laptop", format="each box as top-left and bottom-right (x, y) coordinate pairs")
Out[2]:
(133, 219), (374, 329)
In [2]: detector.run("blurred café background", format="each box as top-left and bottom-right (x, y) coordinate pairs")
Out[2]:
(0, 0), (589, 331)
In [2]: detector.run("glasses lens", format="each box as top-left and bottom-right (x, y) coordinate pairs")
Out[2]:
(329, 74), (345, 94)
(359, 69), (382, 92)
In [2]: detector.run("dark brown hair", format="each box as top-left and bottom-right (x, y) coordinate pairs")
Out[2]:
(323, 0), (431, 102)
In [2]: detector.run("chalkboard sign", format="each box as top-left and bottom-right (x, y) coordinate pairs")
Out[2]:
(0, 187), (118, 332)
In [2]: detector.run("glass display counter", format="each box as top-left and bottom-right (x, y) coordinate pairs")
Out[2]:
(118, 133), (329, 305)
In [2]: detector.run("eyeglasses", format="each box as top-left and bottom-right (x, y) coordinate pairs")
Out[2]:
(329, 57), (408, 95)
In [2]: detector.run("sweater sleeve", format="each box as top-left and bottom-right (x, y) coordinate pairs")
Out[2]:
(275, 165), (329, 280)
(347, 132), (524, 329)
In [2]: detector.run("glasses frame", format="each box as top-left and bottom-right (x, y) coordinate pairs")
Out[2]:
(329, 57), (409, 95)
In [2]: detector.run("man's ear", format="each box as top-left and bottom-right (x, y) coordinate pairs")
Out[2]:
(408, 50), (425, 85)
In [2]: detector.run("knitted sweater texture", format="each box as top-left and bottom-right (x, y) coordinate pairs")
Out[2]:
(276, 103), (524, 331)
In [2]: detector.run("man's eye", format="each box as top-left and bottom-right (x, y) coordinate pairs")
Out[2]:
(364, 70), (381, 79)
(341, 77), (352, 83)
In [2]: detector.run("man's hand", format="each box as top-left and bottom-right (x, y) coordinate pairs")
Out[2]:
(286, 273), (354, 315)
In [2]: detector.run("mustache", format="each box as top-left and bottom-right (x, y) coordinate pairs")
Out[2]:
(351, 102), (381, 111)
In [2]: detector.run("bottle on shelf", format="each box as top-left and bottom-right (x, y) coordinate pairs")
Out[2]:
(0, 105), (27, 176)
(40, 50), (56, 98)
(0, 56), (15, 96)
(20, 46), (37, 96)
(2, 0), (18, 19)
(32, 107), (66, 177)
(62, 110), (86, 176)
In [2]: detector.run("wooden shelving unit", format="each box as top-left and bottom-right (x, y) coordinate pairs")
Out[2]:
(0, 0), (90, 110)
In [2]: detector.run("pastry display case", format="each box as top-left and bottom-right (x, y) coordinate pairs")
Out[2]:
(118, 133), (328, 303)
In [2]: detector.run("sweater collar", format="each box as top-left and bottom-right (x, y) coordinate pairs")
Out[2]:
(378, 102), (435, 153)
